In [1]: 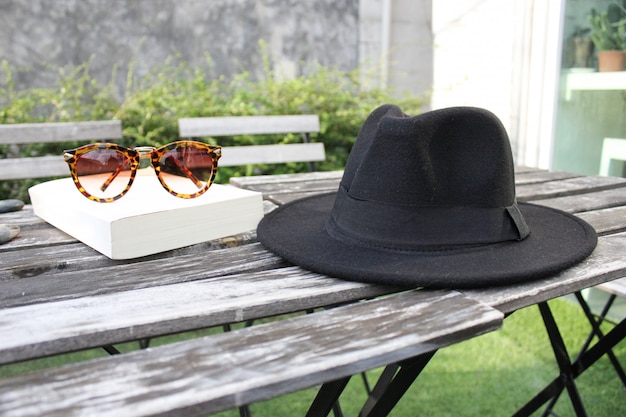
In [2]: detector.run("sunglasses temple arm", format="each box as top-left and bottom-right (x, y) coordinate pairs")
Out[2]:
(100, 166), (123, 192)
(171, 157), (203, 189)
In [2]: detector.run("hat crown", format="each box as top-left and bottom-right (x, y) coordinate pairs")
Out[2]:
(328, 105), (528, 250)
(342, 105), (515, 208)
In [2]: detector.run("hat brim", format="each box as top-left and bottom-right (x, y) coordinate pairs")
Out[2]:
(257, 193), (597, 288)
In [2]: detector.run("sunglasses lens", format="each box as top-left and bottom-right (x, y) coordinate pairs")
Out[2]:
(158, 144), (216, 195)
(74, 149), (133, 199)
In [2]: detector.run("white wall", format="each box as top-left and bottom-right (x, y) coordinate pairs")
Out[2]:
(430, 0), (564, 168)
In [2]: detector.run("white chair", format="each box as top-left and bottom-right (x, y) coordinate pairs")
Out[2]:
(599, 137), (626, 177)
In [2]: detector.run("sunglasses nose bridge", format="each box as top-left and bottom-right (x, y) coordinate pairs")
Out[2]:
(131, 146), (157, 169)
(134, 146), (156, 158)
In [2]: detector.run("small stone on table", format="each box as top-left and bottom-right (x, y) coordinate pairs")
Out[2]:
(0, 199), (24, 213)
(0, 224), (20, 244)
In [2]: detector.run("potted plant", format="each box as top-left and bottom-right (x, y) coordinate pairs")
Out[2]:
(588, 3), (626, 71)
(572, 27), (594, 68)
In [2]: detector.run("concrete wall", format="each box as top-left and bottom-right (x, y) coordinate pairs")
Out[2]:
(0, 0), (359, 99)
(359, 0), (433, 99)
(0, 0), (437, 103)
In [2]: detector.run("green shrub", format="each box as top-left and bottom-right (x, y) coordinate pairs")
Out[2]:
(0, 55), (424, 201)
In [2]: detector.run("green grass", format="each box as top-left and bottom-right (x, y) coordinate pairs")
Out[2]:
(1, 298), (624, 416)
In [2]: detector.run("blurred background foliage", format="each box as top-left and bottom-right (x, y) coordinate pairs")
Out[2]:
(0, 52), (424, 202)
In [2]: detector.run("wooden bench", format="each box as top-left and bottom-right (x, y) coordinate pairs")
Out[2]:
(0, 289), (502, 417)
(0, 120), (123, 180)
(0, 116), (323, 182)
(178, 114), (325, 168)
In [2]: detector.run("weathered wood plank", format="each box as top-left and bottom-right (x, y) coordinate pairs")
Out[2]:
(1, 242), (111, 278)
(514, 170), (582, 185)
(0, 223), (77, 253)
(514, 166), (546, 174)
(0, 242), (288, 308)
(0, 207), (71, 253)
(576, 205), (626, 235)
(0, 290), (502, 417)
(0, 120), (122, 144)
(517, 176), (626, 201)
(0, 229), (260, 281)
(266, 190), (332, 205)
(229, 171), (341, 202)
(178, 115), (320, 137)
(462, 232), (626, 314)
(0, 205), (44, 227)
(0, 266), (402, 364)
(527, 187), (626, 214)
(229, 167), (544, 190)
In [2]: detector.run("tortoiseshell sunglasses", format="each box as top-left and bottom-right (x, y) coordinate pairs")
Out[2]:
(63, 141), (222, 203)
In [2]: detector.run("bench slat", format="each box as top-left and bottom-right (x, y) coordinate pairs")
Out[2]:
(0, 120), (123, 180)
(0, 120), (122, 145)
(229, 170), (343, 187)
(0, 155), (68, 180)
(179, 115), (320, 137)
(220, 143), (325, 166)
(0, 290), (502, 417)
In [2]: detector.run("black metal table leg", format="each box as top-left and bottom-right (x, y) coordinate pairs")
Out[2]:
(515, 300), (626, 417)
(359, 350), (437, 417)
(514, 302), (587, 417)
(306, 376), (351, 417)
(574, 292), (626, 387)
(358, 364), (400, 416)
(541, 301), (588, 416)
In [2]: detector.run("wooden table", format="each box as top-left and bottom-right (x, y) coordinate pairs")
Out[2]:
(1, 168), (625, 417)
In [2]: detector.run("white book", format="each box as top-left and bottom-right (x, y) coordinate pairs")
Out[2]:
(29, 173), (264, 259)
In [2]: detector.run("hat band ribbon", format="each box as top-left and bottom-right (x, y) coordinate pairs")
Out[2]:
(326, 186), (530, 251)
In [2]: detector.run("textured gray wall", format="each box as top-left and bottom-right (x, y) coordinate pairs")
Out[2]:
(0, 0), (359, 98)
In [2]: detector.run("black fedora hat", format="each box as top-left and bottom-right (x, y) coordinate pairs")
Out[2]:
(257, 105), (597, 288)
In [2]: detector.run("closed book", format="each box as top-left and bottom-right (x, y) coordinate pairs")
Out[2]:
(29, 173), (264, 259)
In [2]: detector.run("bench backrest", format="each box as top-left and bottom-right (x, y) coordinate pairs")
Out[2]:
(0, 116), (323, 180)
(178, 115), (325, 167)
(0, 120), (123, 180)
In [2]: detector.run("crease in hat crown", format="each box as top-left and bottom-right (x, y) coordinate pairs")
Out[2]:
(324, 104), (530, 250)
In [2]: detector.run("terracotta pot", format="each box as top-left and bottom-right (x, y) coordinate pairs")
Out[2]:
(597, 50), (626, 72)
